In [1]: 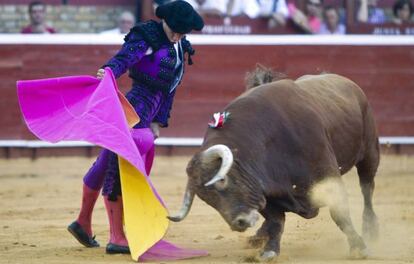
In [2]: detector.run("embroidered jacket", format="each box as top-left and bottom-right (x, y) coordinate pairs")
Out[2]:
(103, 20), (195, 128)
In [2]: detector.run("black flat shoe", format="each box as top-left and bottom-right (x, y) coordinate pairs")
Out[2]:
(106, 243), (130, 254)
(67, 221), (100, 248)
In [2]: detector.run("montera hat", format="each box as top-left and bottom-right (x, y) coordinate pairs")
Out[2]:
(155, 0), (204, 34)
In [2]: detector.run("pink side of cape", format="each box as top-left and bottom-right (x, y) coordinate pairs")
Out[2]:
(16, 68), (207, 261)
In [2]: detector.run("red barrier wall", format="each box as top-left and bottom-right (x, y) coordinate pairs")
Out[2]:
(1, 39), (413, 139)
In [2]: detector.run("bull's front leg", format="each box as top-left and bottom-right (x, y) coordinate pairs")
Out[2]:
(248, 219), (270, 248)
(258, 208), (286, 261)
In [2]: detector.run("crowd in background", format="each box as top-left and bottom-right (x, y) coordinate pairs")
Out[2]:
(9, 0), (414, 35)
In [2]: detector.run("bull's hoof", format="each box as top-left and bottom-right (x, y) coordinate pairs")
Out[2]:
(349, 247), (369, 259)
(248, 235), (267, 248)
(243, 251), (277, 263)
(260, 250), (277, 262)
(362, 217), (379, 242)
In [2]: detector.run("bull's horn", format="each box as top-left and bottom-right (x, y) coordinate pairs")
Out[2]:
(167, 183), (194, 222)
(203, 144), (233, 187)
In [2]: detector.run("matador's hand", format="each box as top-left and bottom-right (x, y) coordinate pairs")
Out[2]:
(96, 69), (105, 80)
(150, 122), (160, 139)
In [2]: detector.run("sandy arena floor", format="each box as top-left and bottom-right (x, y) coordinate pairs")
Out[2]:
(0, 154), (413, 264)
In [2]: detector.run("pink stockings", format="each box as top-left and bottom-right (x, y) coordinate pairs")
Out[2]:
(76, 187), (128, 246)
(76, 184), (100, 237)
(104, 196), (128, 246)
(75, 128), (155, 246)
(75, 182), (128, 247)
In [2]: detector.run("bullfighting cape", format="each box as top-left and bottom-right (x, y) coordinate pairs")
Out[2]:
(16, 68), (207, 261)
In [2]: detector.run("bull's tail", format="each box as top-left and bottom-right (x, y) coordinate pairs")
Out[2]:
(244, 63), (287, 90)
(355, 100), (380, 242)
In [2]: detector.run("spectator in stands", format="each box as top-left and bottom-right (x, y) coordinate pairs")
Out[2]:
(21, 1), (56, 34)
(185, 0), (228, 17)
(357, 0), (386, 24)
(288, 0), (323, 34)
(101, 11), (136, 35)
(257, 0), (290, 28)
(319, 5), (346, 34)
(392, 0), (414, 24)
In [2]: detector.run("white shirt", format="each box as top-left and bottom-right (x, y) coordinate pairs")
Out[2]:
(185, 0), (228, 15)
(174, 42), (182, 70)
(170, 41), (184, 93)
(319, 23), (346, 35)
(228, 0), (261, 18)
(257, 0), (289, 17)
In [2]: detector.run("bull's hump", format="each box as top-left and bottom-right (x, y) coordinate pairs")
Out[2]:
(240, 79), (295, 97)
(295, 73), (349, 85)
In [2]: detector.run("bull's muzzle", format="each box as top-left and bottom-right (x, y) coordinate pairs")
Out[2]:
(230, 210), (259, 232)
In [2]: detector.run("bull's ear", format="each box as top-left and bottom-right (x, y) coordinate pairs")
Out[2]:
(213, 177), (228, 191)
(186, 158), (195, 175)
(204, 173), (228, 190)
(186, 154), (208, 185)
(186, 154), (205, 175)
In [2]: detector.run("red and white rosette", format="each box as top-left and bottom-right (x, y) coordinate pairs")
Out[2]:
(208, 112), (230, 128)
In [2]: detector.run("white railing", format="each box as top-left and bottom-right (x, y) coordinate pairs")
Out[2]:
(1, 34), (414, 46)
(0, 137), (412, 148)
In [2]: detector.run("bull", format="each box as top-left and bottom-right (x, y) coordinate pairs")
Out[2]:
(169, 66), (379, 260)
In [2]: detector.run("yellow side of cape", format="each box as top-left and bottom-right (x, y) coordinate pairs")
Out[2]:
(119, 157), (169, 261)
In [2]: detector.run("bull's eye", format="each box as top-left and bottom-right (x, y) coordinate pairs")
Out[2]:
(214, 178), (228, 191)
